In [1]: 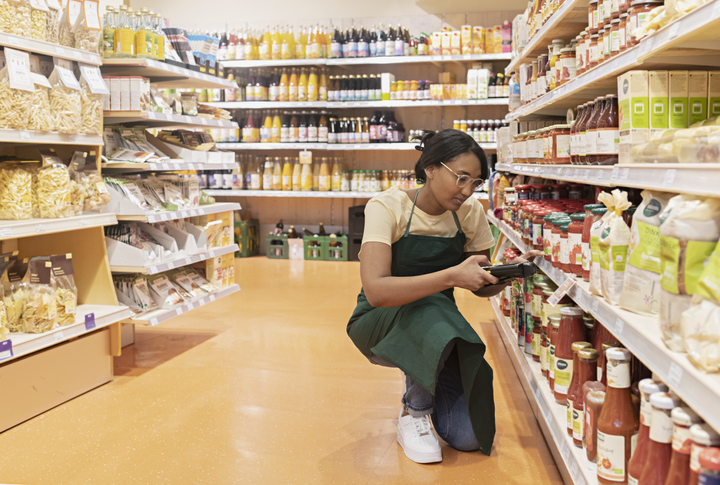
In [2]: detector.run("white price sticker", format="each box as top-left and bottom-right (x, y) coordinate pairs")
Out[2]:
(667, 361), (684, 389)
(639, 36), (656, 58)
(149, 265), (158, 274)
(160, 213), (168, 221)
(81, 66), (108, 94)
(7, 36), (19, 46)
(185, 258), (192, 265)
(560, 441), (570, 461)
(35, 223), (46, 233)
(592, 299), (599, 313)
(663, 169), (677, 186)
(54, 331), (64, 342)
(0, 228), (12, 238)
(186, 302), (194, 311)
(147, 215), (157, 223)
(78, 219), (88, 227)
(200, 118), (208, 125)
(184, 116), (193, 123)
(557, 168), (563, 175)
(584, 169), (590, 180)
(668, 22), (680, 40)
(611, 166), (620, 181)
(167, 261), (175, 269)
(610, 317), (625, 336)
(596, 170), (604, 181)
(189, 210), (198, 216)
(198, 298), (206, 306)
(209, 294), (216, 302)
(548, 278), (576, 306)
(73, 50), (83, 60)
(169, 212), (177, 220)
(55, 46), (67, 55)
(187, 164), (196, 170)
(19, 131), (31, 141)
(150, 318), (158, 326)
(176, 308), (183, 316)
(621, 168), (630, 181)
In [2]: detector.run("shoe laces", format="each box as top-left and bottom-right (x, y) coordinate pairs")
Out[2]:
(413, 415), (433, 436)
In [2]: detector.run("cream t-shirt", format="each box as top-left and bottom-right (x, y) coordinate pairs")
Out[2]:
(361, 186), (495, 255)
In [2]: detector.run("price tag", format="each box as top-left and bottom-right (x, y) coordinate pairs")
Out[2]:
(583, 169), (590, 180)
(184, 116), (193, 123)
(19, 131), (31, 141)
(186, 302), (194, 311)
(299, 151), (312, 165)
(463, 54), (472, 60)
(160, 213), (168, 221)
(592, 299), (599, 313)
(7, 35), (19, 46)
(84, 313), (96, 330)
(714, 0), (720, 16)
(55, 46), (67, 55)
(160, 163), (169, 170)
(176, 308), (184, 316)
(609, 317), (625, 337)
(611, 166), (620, 181)
(149, 265), (158, 274)
(200, 118), (208, 125)
(54, 331), (64, 342)
(0, 228), (12, 238)
(455, 99), (464, 105)
(169, 212), (177, 220)
(596, 170), (604, 181)
(639, 36), (656, 58)
(548, 278), (576, 306)
(189, 209), (198, 216)
(73, 50), (83, 60)
(147, 112), (157, 120)
(620, 168), (630, 181)
(663, 169), (677, 186)
(667, 361), (684, 389)
(167, 261), (175, 269)
(668, 22), (680, 40)
(150, 318), (158, 326)
(147, 215), (157, 223)
(187, 163), (196, 170)
(560, 441), (570, 461)
(80, 66), (108, 94)
(209, 294), (216, 302)
(78, 219), (88, 227)
(556, 168), (563, 175)
(0, 339), (13, 360)
(185, 257), (192, 265)
(35, 223), (46, 233)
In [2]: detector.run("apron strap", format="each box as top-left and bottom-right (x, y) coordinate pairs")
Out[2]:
(404, 188), (422, 237)
(452, 211), (463, 234)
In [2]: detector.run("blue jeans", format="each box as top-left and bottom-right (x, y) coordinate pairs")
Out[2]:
(401, 344), (480, 452)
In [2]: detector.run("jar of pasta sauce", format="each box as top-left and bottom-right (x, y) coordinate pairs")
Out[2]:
(549, 315), (561, 389)
(569, 212), (586, 276)
(551, 184), (568, 200)
(690, 424), (720, 485)
(516, 184), (532, 201)
(628, 0), (663, 47)
(533, 209), (550, 251)
(560, 222), (572, 273)
(552, 218), (571, 268)
(532, 184), (551, 200)
(553, 125), (572, 164)
(619, 13), (629, 51)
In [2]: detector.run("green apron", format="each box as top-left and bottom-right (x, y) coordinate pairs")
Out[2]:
(347, 189), (496, 456)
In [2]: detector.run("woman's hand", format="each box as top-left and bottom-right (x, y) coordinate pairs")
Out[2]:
(510, 250), (544, 264)
(469, 250), (544, 298)
(452, 255), (499, 292)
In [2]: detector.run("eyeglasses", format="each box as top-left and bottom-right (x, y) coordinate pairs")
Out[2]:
(441, 162), (484, 190)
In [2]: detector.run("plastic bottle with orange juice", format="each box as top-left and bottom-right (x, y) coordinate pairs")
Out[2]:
(279, 68), (289, 101)
(271, 26), (282, 60)
(298, 68), (308, 102)
(282, 157), (293, 191)
(272, 111), (282, 143)
(319, 68), (328, 101)
(308, 68), (318, 102)
(289, 68), (298, 101)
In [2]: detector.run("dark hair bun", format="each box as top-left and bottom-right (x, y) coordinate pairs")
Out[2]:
(413, 129), (488, 184)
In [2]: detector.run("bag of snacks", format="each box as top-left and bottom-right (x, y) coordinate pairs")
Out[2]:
(681, 241), (720, 372)
(21, 256), (57, 334)
(589, 195), (611, 296)
(78, 65), (108, 135)
(0, 255), (11, 340)
(659, 195), (720, 352)
(2, 255), (26, 332)
(27, 72), (54, 132)
(58, 0), (82, 47)
(0, 49), (37, 130)
(599, 190), (632, 306)
(169, 269), (205, 298)
(0, 161), (33, 220)
(6, 0), (31, 37)
(73, 0), (101, 54)
(185, 267), (218, 293)
(50, 254), (76, 326)
(37, 151), (71, 219)
(148, 274), (185, 309)
(44, 0), (60, 43)
(29, 0), (49, 41)
(49, 64), (82, 134)
(619, 190), (673, 315)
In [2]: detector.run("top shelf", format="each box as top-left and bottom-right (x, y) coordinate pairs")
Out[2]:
(0, 32), (102, 66)
(221, 53), (512, 69)
(100, 59), (235, 89)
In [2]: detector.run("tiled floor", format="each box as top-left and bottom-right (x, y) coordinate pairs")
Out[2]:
(0, 258), (563, 484)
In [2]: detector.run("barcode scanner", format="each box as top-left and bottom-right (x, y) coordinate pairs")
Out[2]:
(482, 262), (538, 285)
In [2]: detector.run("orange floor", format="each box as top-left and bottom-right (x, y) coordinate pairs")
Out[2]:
(0, 258), (563, 484)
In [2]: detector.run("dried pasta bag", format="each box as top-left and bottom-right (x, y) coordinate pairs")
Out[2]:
(599, 190), (632, 305)
(73, 0), (100, 54)
(27, 72), (54, 132)
(7, 0), (31, 37)
(589, 195), (611, 296)
(0, 256), (11, 340)
(659, 195), (720, 352)
(28, 0), (48, 41)
(0, 161), (33, 220)
(0, 49), (37, 131)
(58, 0), (82, 47)
(37, 159), (71, 219)
(619, 190), (673, 315)
(148, 274), (185, 309)
(79, 65), (108, 135)
(21, 257), (57, 334)
(44, 0), (60, 43)
(49, 64), (82, 134)
(681, 242), (720, 372)
(50, 254), (76, 326)
(2, 255), (26, 332)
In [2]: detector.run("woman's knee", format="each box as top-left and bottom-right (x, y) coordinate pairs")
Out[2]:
(441, 430), (480, 452)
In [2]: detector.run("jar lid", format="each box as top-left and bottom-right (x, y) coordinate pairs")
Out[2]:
(550, 316), (561, 328)
(605, 94), (618, 98)
(572, 341), (592, 352)
(531, 184), (549, 189)
(606, 347), (632, 362)
(672, 406), (703, 427)
(700, 448), (720, 472)
(602, 341), (623, 352)
(560, 48), (572, 54)
(620, 12), (629, 18)
(515, 185), (531, 190)
(691, 424), (720, 446)
(552, 217), (571, 225)
(592, 207), (609, 215)
(534, 273), (553, 285)
(560, 222), (569, 231)
(579, 348), (600, 360)
(552, 39), (565, 44)
(560, 307), (584, 316)
(638, 378), (668, 398)
(591, 34), (599, 39)
(630, 0), (663, 5)
(583, 314), (595, 325)
(570, 212), (586, 220)
(590, 0), (598, 4)
(650, 392), (681, 410)
(504, 187), (516, 192)
(611, 19), (621, 24)
(584, 203), (604, 210)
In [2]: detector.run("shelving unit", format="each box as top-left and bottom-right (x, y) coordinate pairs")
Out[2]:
(489, 297), (597, 485)
(114, 202), (242, 222)
(0, 130), (103, 146)
(0, 213), (117, 241)
(206, 189), (489, 199)
(110, 244), (239, 275)
(101, 59), (235, 89)
(210, 99), (509, 109)
(220, 53), (512, 69)
(486, 210), (720, 433)
(0, 33), (102, 65)
(103, 111), (238, 129)
(216, 142), (498, 151)
(102, 161), (240, 172)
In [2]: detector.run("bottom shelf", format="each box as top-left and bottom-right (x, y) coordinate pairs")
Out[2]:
(125, 284), (240, 326)
(489, 297), (597, 485)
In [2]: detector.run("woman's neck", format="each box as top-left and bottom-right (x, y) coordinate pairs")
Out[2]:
(414, 186), (446, 216)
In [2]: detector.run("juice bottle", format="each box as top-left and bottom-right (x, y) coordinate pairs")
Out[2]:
(271, 26), (282, 60)
(298, 68), (308, 102)
(292, 157), (302, 190)
(280, 113), (289, 143)
(301, 158), (313, 191)
(313, 159), (321, 190)
(289, 111), (299, 142)
(245, 31), (255, 60)
(308, 68), (318, 102)
(307, 112), (318, 142)
(250, 157), (262, 189)
(278, 69), (289, 102)
(325, 26), (333, 57)
(307, 25), (318, 59)
(114, 5), (135, 58)
(319, 158), (330, 191)
(103, 7), (116, 59)
(289, 68), (298, 101)
(319, 68), (328, 101)
(262, 157), (273, 190)
(261, 111), (273, 143)
(283, 26), (295, 59)
(269, 69), (279, 102)
(331, 158), (343, 191)
(298, 114), (308, 143)
(297, 26), (308, 59)
(272, 157), (283, 190)
(272, 111), (282, 143)
(282, 157), (293, 191)
(318, 112), (328, 142)
(260, 28), (272, 60)
(256, 70), (268, 101)
(228, 29), (237, 60)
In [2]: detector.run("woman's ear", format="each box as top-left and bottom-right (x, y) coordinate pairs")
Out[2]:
(425, 165), (436, 180)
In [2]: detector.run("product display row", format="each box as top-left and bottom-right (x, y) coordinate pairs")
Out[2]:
(454, 119), (506, 144)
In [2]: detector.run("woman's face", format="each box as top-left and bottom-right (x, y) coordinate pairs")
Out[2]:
(425, 152), (484, 211)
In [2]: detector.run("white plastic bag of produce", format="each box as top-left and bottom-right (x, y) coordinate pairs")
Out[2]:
(620, 190), (673, 315)
(598, 190), (632, 305)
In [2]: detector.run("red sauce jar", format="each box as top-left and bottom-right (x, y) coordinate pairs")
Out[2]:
(549, 315), (561, 389)
(569, 212), (586, 276)
(582, 203), (604, 281)
(532, 184), (551, 200)
(560, 222), (571, 273)
(541, 331), (549, 377)
(567, 342), (593, 437)
(533, 209), (550, 251)
(584, 382), (607, 459)
(665, 407), (703, 485)
(554, 307), (586, 405)
(552, 218), (570, 269)
(515, 184), (532, 200)
(550, 184), (568, 200)
(573, 349), (600, 447)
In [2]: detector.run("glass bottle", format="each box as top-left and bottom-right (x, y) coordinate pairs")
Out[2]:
(282, 157), (293, 191)
(566, 342), (593, 439)
(637, 393), (681, 485)
(103, 7), (117, 59)
(629, 379), (670, 484)
(114, 5), (135, 58)
(292, 157), (302, 191)
(573, 348), (600, 447)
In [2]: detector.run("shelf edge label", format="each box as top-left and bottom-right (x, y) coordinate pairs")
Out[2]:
(0, 339), (13, 360)
(84, 313), (96, 330)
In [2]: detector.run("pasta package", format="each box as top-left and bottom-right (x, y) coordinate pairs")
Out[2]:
(29, 0), (48, 41)
(49, 65), (82, 134)
(6, 0), (31, 37)
(73, 0), (101, 54)
(0, 162), (33, 220)
(620, 190), (673, 315)
(45, 0), (60, 43)
(37, 152), (71, 219)
(2, 255), (26, 332)
(169, 269), (205, 298)
(79, 66), (108, 135)
(0, 49), (37, 131)
(50, 254), (76, 326)
(27, 72), (54, 132)
(0, 256), (11, 341)
(59, 0), (82, 47)
(659, 195), (720, 352)
(598, 190), (632, 306)
(21, 257), (57, 334)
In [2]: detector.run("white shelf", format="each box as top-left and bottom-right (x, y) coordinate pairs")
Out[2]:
(221, 54), (512, 69)
(102, 161), (240, 172)
(0, 130), (103, 146)
(0, 33), (102, 66)
(100, 59), (235, 89)
(0, 305), (131, 364)
(507, 0), (720, 119)
(207, 189), (490, 200)
(103, 111), (238, 129)
(216, 142), (498, 151)
(126, 284), (240, 326)
(487, 210), (720, 433)
(489, 297), (597, 485)
(209, 99), (509, 109)
(495, 163), (720, 198)
(0, 213), (117, 241)
(111, 244), (239, 275)
(115, 202), (241, 222)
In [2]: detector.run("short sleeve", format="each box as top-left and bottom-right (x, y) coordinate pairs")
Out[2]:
(361, 198), (397, 247)
(462, 199), (496, 253)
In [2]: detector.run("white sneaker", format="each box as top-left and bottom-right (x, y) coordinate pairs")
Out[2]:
(397, 406), (442, 464)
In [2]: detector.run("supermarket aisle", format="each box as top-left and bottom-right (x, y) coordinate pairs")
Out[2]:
(0, 258), (562, 485)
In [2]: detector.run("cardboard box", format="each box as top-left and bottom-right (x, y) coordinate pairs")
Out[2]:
(618, 70), (649, 163)
(649, 71), (669, 135)
(669, 71), (689, 129)
(432, 32), (442, 56)
(461, 26), (472, 55)
(688, 71), (708, 126)
(119, 77), (130, 111)
(709, 71), (720, 118)
(442, 32), (451, 56)
(450, 31), (461, 56)
(473, 27), (485, 54)
(467, 69), (478, 99)
(220, 211), (232, 248)
(225, 253), (235, 286)
(204, 255), (223, 286)
(477, 69), (490, 99)
(381, 72), (396, 101)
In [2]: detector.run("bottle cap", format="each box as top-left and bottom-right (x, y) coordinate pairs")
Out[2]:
(639, 378), (669, 398)
(605, 347), (632, 362)
(690, 424), (720, 446)
(571, 341), (592, 352)
(649, 392), (681, 410)
(671, 406), (703, 427)
(578, 348), (600, 360)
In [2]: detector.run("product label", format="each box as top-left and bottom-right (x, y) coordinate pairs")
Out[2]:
(673, 425), (693, 454)
(660, 237), (716, 295)
(561, 237), (570, 265)
(554, 357), (572, 393)
(691, 443), (703, 472)
(629, 477), (639, 485)
(556, 134), (571, 159)
(597, 432), (627, 481)
(586, 407), (596, 451)
(649, 409), (674, 444)
(596, 128), (619, 154)
(567, 401), (574, 431)
(533, 222), (543, 246)
(586, 129), (598, 155)
(574, 408), (584, 441)
(640, 399), (653, 426)
(533, 293), (542, 319)
(549, 344), (556, 378)
(611, 31), (620, 53)
(582, 241), (592, 272)
(606, 360), (631, 388)
(541, 343), (548, 372)
(533, 332), (541, 356)
(569, 232), (583, 266)
(628, 220), (662, 273)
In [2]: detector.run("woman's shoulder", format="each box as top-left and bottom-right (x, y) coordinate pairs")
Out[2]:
(369, 186), (413, 209)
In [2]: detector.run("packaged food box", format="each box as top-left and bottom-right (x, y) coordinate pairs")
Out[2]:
(649, 71), (669, 135)
(473, 27), (485, 54)
(450, 31), (461, 56)
(669, 71), (689, 129)
(432, 32), (442, 56)
(709, 71), (720, 118)
(461, 26), (472, 55)
(381, 72), (396, 101)
(688, 71), (708, 126)
(501, 21), (513, 53)
(467, 69), (478, 99)
(220, 211), (232, 247)
(477, 69), (491, 99)
(442, 32), (452, 56)
(618, 70), (649, 163)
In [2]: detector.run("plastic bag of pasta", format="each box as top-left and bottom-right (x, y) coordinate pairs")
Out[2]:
(79, 66), (108, 135)
(6, 0), (31, 37)
(0, 162), (33, 220)
(0, 256), (11, 340)
(50, 254), (76, 326)
(27, 72), (54, 132)
(2, 255), (26, 332)
(29, 0), (49, 41)
(37, 151), (71, 218)
(73, 0), (101, 54)
(21, 257), (57, 334)
(58, 0), (82, 47)
(49, 64), (82, 134)
(0, 50), (36, 130)
(44, 0), (60, 43)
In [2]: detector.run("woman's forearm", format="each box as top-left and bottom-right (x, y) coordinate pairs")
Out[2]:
(364, 269), (456, 308)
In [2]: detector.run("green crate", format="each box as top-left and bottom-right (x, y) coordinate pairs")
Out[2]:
(326, 235), (349, 261)
(235, 219), (260, 258)
(303, 235), (328, 261)
(266, 234), (289, 259)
